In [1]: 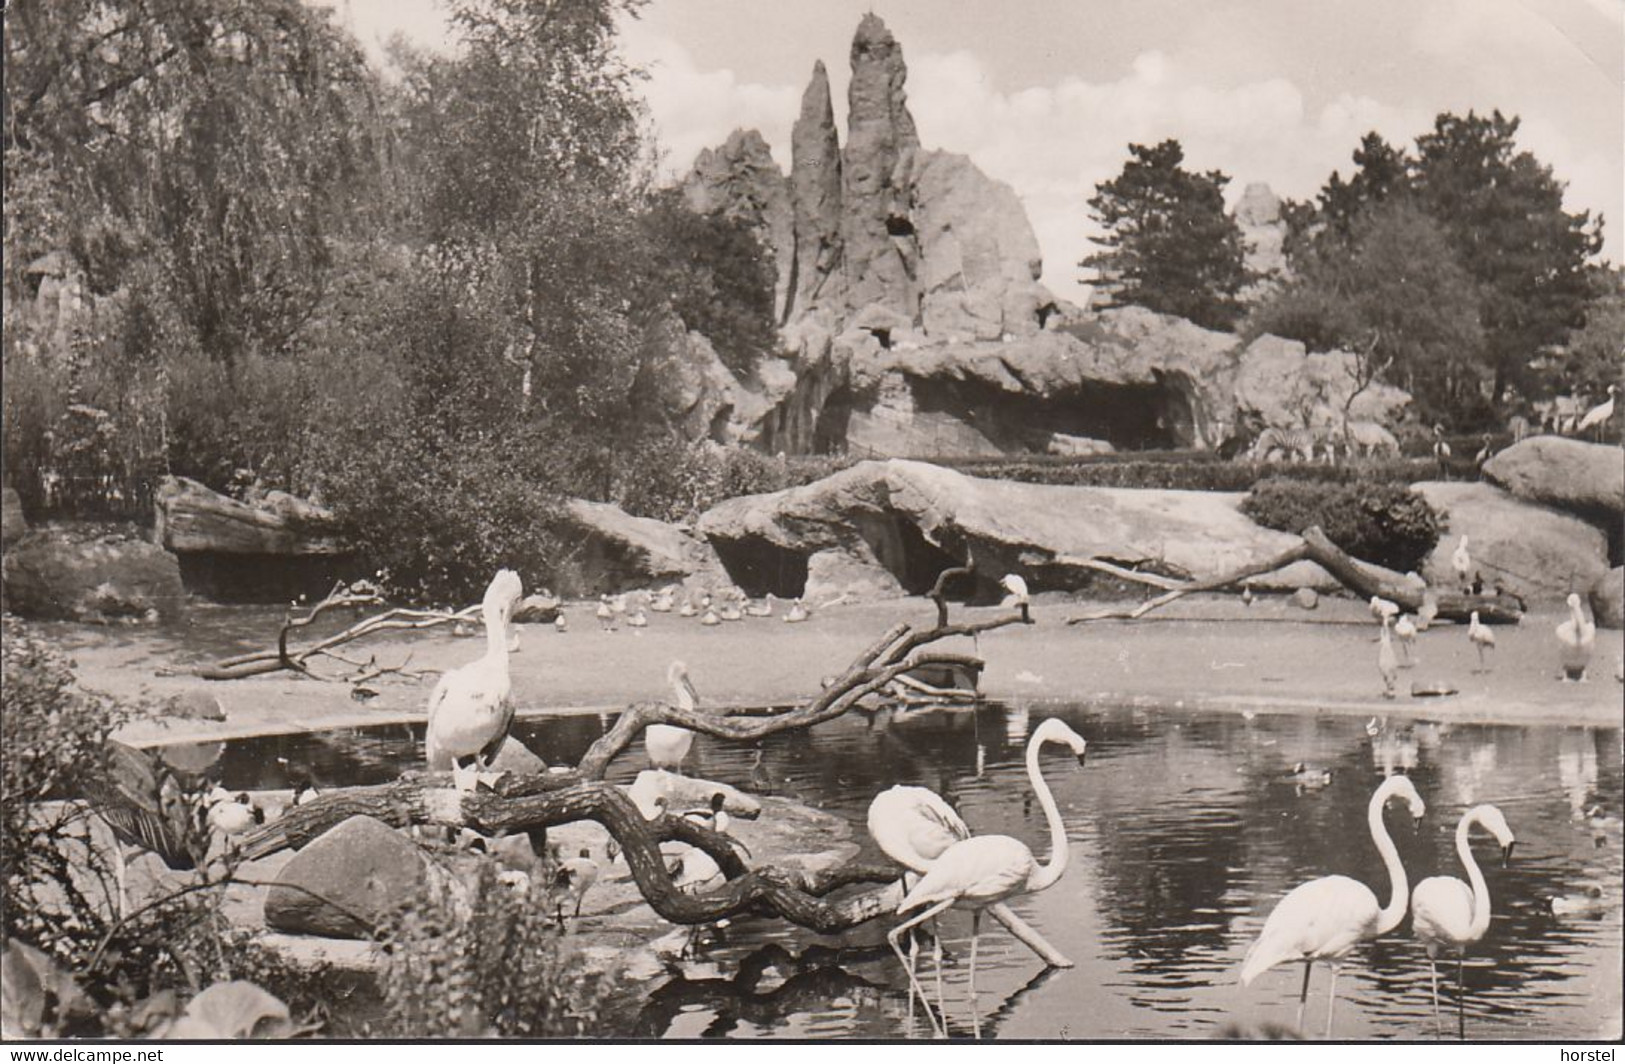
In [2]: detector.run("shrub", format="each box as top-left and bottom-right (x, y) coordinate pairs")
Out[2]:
(1240, 476), (1443, 572)
(377, 861), (621, 1038)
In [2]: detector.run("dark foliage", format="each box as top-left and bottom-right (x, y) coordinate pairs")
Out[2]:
(1240, 476), (1442, 572)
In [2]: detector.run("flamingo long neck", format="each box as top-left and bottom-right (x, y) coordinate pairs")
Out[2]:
(1457, 811), (1493, 940)
(483, 603), (509, 667)
(1024, 735), (1072, 893)
(1371, 784), (1410, 934)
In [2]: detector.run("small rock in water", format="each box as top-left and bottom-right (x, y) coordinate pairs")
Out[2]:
(1289, 588), (1318, 610)
(1410, 681), (1459, 698)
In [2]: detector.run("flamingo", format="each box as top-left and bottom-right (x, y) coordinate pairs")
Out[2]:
(1394, 614), (1418, 667)
(1369, 596), (1399, 623)
(425, 569), (524, 792)
(1377, 615), (1398, 699)
(868, 784), (971, 1018)
(1576, 384), (1617, 440)
(1467, 612), (1495, 672)
(1411, 804), (1515, 1039)
(784, 599), (810, 623)
(1555, 592), (1596, 681)
(887, 718), (1088, 1038)
(1451, 536), (1472, 592)
(646, 661), (698, 773)
(1239, 774), (1426, 1038)
(1416, 593), (1439, 632)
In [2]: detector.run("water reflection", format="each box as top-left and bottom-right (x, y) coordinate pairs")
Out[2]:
(214, 703), (1622, 1040)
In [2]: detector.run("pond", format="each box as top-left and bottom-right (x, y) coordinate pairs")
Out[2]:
(201, 703), (1622, 1040)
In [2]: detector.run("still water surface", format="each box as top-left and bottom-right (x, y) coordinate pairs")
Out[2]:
(201, 703), (1622, 1040)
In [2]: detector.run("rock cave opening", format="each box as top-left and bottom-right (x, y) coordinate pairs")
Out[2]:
(708, 537), (810, 598)
(812, 387), (855, 454)
(852, 513), (967, 597)
(910, 376), (1189, 452)
(176, 552), (357, 604)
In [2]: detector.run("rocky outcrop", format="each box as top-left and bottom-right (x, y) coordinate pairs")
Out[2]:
(1234, 182), (1287, 299)
(559, 497), (729, 595)
(683, 129), (795, 323)
(1482, 437), (1624, 545)
(1229, 334), (1411, 440)
(1, 526), (185, 622)
(264, 815), (429, 938)
(841, 13), (920, 320)
(789, 61), (845, 321)
(1412, 482), (1610, 602)
(154, 476), (346, 556)
(697, 459), (1334, 599)
(2, 487), (26, 550)
(1591, 566), (1623, 630)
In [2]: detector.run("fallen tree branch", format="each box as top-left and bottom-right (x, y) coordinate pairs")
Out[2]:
(1067, 543), (1309, 624)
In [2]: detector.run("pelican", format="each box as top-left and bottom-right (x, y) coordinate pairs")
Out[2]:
(80, 742), (215, 919)
(552, 847), (599, 926)
(718, 600), (743, 622)
(650, 588), (675, 613)
(784, 599), (810, 623)
(1576, 384), (1617, 440)
(1000, 573), (1030, 608)
(868, 784), (971, 1018)
(425, 569), (524, 792)
(678, 598), (697, 618)
(1451, 536), (1472, 592)
(699, 606), (722, 626)
(647, 661), (698, 773)
(205, 787), (263, 838)
(887, 718), (1088, 1038)
(744, 594), (775, 618)
(1378, 615), (1398, 698)
(1239, 774), (1426, 1037)
(1394, 614), (1418, 667)
(596, 596), (617, 631)
(1556, 592), (1596, 681)
(1369, 596), (1399, 623)
(1411, 805), (1515, 1039)
(1467, 612), (1495, 672)
(626, 607), (648, 629)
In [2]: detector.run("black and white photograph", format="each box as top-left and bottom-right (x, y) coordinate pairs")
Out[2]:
(1, 0), (1620, 1044)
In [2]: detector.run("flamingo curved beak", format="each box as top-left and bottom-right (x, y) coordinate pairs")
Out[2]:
(1501, 841), (1516, 868)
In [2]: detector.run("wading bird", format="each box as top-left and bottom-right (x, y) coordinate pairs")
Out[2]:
(552, 847), (600, 927)
(1577, 384), (1617, 440)
(647, 661), (699, 773)
(1394, 614), (1418, 667)
(1451, 536), (1472, 592)
(1411, 804), (1514, 1039)
(1556, 593), (1596, 681)
(888, 719), (1089, 1038)
(80, 741), (214, 919)
(1416, 593), (1440, 633)
(596, 596), (617, 631)
(1468, 612), (1495, 672)
(1369, 596), (1399, 623)
(425, 569), (524, 792)
(784, 599), (810, 623)
(1378, 615), (1399, 698)
(868, 784), (971, 1019)
(1239, 774), (1426, 1038)
(1432, 426), (1452, 479)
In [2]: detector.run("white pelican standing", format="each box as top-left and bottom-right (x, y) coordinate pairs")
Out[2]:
(1576, 384), (1617, 440)
(646, 661), (698, 773)
(1377, 615), (1398, 699)
(1239, 774), (1426, 1038)
(1467, 612), (1495, 672)
(425, 569), (525, 792)
(1451, 536), (1472, 592)
(887, 718), (1088, 1038)
(999, 573), (1030, 607)
(1394, 614), (1418, 667)
(1411, 804), (1515, 1039)
(1556, 592), (1596, 681)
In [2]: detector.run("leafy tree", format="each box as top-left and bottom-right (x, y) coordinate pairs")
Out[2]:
(1082, 139), (1252, 331)
(1560, 266), (1625, 400)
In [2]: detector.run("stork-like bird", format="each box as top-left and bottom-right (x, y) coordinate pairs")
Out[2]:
(1394, 614), (1418, 667)
(1451, 536), (1472, 592)
(1467, 611), (1495, 672)
(1412, 805), (1515, 1039)
(646, 661), (698, 773)
(887, 719), (1088, 1038)
(1556, 592), (1597, 681)
(1432, 426), (1453, 479)
(425, 569), (525, 792)
(1239, 775), (1426, 1037)
(80, 741), (215, 919)
(1377, 615), (1399, 699)
(1369, 596), (1400, 623)
(1576, 384), (1617, 440)
(1417, 593), (1440, 633)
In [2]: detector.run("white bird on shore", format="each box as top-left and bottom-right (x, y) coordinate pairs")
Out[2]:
(1468, 612), (1495, 672)
(1239, 775), (1426, 1038)
(1556, 592), (1596, 681)
(650, 588), (675, 613)
(744, 594), (775, 618)
(206, 787), (262, 837)
(1452, 536), (1472, 592)
(553, 612), (568, 633)
(888, 719), (1088, 1038)
(1394, 614), (1418, 667)
(699, 606), (722, 627)
(552, 847), (600, 926)
(626, 607), (648, 629)
(1412, 805), (1515, 1039)
(596, 596), (617, 631)
(1241, 584), (1256, 608)
(678, 597), (697, 618)
(1416, 592), (1440, 632)
(425, 569), (524, 792)
(646, 661), (697, 773)
(784, 598), (810, 623)
(1577, 384), (1617, 440)
(1000, 573), (1030, 609)
(1370, 596), (1400, 623)
(1378, 615), (1399, 699)
(718, 600), (743, 622)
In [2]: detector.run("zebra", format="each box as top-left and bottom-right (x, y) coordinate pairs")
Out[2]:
(1249, 426), (1317, 463)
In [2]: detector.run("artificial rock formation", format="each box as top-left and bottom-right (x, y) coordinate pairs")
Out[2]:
(1412, 481), (1611, 602)
(683, 129), (795, 323)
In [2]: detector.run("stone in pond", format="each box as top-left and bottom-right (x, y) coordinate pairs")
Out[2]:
(264, 815), (428, 938)
(1289, 588), (1318, 610)
(1410, 682), (1459, 698)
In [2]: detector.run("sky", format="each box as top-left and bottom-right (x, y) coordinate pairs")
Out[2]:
(320, 0), (1623, 293)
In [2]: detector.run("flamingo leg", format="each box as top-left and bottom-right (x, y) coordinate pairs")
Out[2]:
(1296, 961), (1312, 1034)
(1428, 958), (1441, 1038)
(932, 918), (946, 1023)
(889, 899), (955, 1039)
(968, 909), (981, 1040)
(1457, 959), (1465, 1041)
(1324, 965), (1339, 1039)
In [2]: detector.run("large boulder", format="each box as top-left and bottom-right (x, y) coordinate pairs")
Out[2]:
(1229, 334), (1411, 439)
(841, 13), (919, 320)
(1481, 436), (1624, 530)
(1, 526), (184, 622)
(1590, 566), (1623, 630)
(698, 459), (1334, 600)
(264, 815), (429, 938)
(682, 129), (795, 323)
(1412, 482), (1610, 602)
(154, 476), (347, 556)
(1, 487), (26, 550)
(788, 60), (846, 321)
(560, 497), (729, 596)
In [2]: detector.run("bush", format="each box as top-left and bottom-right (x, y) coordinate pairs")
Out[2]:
(377, 861), (622, 1038)
(1240, 476), (1442, 572)
(937, 452), (1436, 492)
